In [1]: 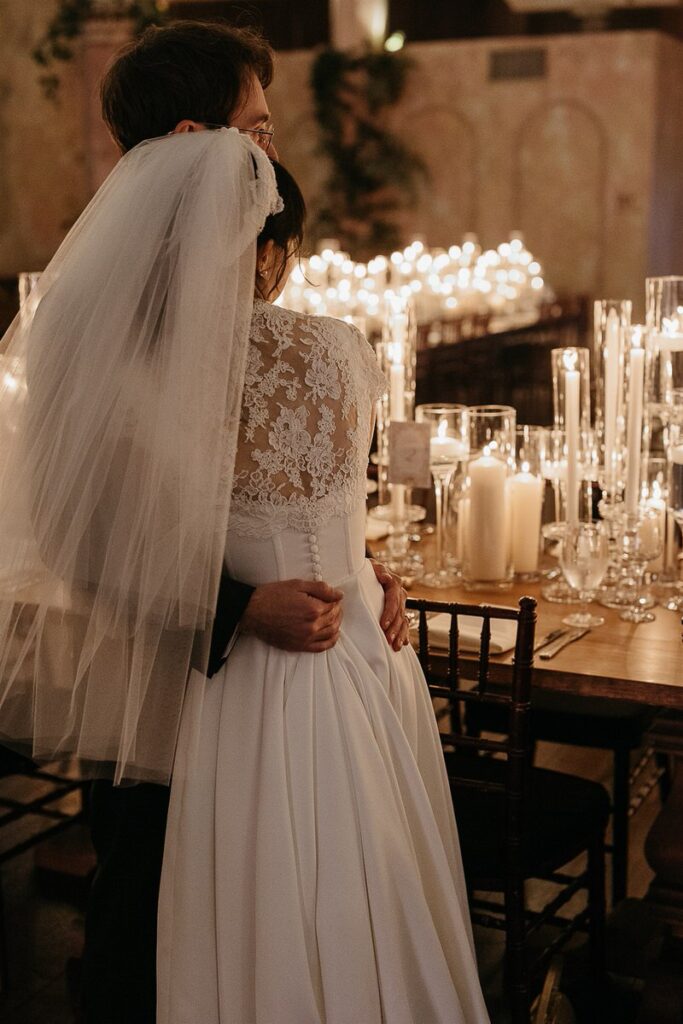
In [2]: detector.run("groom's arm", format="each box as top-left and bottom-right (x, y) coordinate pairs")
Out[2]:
(208, 560), (409, 676)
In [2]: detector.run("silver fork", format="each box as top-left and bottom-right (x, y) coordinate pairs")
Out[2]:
(539, 627), (591, 660)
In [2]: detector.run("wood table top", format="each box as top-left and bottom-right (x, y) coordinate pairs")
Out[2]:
(405, 573), (683, 710)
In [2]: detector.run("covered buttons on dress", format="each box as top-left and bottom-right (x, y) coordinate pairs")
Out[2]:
(308, 532), (323, 581)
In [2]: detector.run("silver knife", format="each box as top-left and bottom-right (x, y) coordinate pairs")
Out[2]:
(539, 627), (590, 660)
(533, 627), (567, 654)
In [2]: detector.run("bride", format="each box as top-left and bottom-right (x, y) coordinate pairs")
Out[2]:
(156, 161), (490, 1024)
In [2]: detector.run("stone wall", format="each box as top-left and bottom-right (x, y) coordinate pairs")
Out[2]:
(2, 10), (682, 318)
(268, 31), (683, 317)
(0, 0), (89, 276)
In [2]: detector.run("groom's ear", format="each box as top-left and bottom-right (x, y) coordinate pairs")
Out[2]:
(171, 120), (206, 134)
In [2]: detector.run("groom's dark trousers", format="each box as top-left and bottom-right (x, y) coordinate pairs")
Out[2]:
(81, 572), (254, 1024)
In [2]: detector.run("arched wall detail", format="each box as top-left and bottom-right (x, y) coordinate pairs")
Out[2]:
(511, 98), (608, 296)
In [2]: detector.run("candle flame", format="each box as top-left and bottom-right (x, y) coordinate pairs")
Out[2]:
(663, 315), (681, 336)
(521, 460), (530, 473)
(562, 348), (578, 372)
(631, 325), (645, 349)
(387, 340), (403, 365)
(483, 444), (491, 457)
(437, 418), (448, 438)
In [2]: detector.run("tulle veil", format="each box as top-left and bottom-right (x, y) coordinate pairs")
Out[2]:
(0, 128), (281, 784)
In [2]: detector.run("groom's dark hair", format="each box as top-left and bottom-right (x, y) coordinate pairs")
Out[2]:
(101, 20), (274, 154)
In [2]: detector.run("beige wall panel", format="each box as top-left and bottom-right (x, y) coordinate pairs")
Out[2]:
(514, 100), (606, 297)
(0, 0), (88, 276)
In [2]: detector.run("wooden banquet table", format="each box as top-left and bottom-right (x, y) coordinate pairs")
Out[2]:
(395, 554), (683, 938)
(405, 574), (683, 710)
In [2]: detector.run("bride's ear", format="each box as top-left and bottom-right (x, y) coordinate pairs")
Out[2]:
(170, 120), (205, 134)
(257, 240), (275, 276)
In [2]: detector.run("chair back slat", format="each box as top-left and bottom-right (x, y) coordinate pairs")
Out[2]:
(448, 615), (460, 690)
(478, 615), (491, 694)
(418, 608), (429, 676)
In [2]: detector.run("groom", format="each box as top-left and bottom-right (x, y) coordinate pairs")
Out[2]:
(81, 20), (408, 1024)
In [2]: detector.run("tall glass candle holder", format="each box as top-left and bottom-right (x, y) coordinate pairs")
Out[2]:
(646, 278), (683, 458)
(461, 405), (515, 590)
(593, 299), (631, 502)
(374, 291), (417, 510)
(416, 404), (468, 588)
(623, 326), (647, 516)
(552, 348), (590, 528)
(511, 426), (545, 580)
(369, 293), (424, 577)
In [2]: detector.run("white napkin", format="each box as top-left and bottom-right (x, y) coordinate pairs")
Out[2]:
(415, 612), (517, 654)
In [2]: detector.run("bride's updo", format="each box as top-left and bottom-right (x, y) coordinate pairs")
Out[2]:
(256, 161), (306, 300)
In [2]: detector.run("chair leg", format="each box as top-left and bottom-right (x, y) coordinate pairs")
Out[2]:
(612, 746), (630, 906)
(587, 833), (607, 1001)
(504, 877), (530, 1024)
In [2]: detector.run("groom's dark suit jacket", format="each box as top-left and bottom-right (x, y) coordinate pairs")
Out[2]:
(206, 569), (254, 677)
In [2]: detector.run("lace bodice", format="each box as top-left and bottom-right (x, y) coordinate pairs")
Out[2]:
(229, 299), (386, 539)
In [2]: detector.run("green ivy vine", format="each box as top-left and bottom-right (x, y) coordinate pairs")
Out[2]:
(310, 48), (426, 259)
(33, 0), (169, 99)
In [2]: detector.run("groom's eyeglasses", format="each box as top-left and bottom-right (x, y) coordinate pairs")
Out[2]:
(203, 122), (275, 153)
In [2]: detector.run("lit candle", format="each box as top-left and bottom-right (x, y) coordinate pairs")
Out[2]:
(653, 316), (683, 353)
(625, 342), (645, 515)
(603, 309), (620, 489)
(388, 312), (408, 520)
(646, 481), (666, 572)
(564, 350), (580, 527)
(510, 462), (544, 574)
(467, 447), (508, 580)
(429, 418), (467, 467)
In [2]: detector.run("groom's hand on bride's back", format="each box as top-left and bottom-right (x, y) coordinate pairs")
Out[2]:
(241, 579), (344, 652)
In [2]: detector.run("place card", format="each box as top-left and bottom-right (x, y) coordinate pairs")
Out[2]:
(388, 421), (431, 488)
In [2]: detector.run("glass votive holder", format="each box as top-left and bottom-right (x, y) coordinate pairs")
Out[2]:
(416, 404), (468, 588)
(511, 426), (545, 579)
(461, 405), (515, 590)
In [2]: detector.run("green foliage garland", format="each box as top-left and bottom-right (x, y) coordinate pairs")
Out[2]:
(32, 0), (169, 99)
(310, 47), (426, 259)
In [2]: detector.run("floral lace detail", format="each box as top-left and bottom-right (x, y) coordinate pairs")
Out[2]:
(230, 300), (386, 537)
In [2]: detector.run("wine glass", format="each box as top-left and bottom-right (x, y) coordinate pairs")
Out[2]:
(559, 522), (609, 629)
(416, 404), (468, 588)
(613, 507), (663, 623)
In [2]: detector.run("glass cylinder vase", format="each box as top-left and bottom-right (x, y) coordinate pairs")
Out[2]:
(374, 291), (417, 512)
(461, 405), (516, 590)
(551, 347), (591, 528)
(592, 299), (631, 502)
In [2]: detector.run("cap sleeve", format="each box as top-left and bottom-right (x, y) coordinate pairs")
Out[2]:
(345, 323), (387, 403)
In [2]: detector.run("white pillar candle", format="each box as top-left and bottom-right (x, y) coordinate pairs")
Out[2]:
(646, 495), (666, 572)
(510, 468), (544, 573)
(603, 309), (620, 488)
(457, 496), (470, 565)
(467, 451), (508, 580)
(564, 358), (580, 528)
(625, 346), (645, 515)
(388, 315), (407, 521)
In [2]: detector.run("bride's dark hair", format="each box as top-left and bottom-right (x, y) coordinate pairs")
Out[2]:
(256, 161), (306, 300)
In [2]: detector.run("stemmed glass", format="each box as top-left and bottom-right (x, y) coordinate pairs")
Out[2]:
(559, 522), (609, 629)
(613, 507), (663, 623)
(416, 404), (468, 588)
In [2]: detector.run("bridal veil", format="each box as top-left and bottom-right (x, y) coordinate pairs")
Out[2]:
(0, 128), (280, 784)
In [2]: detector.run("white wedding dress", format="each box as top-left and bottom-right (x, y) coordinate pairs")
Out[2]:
(157, 299), (490, 1024)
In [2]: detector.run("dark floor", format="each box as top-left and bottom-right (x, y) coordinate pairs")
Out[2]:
(0, 743), (677, 1024)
